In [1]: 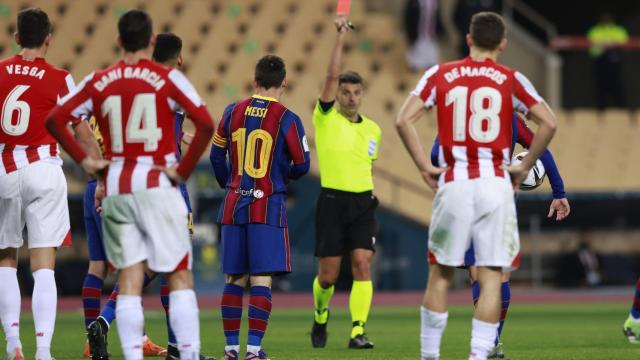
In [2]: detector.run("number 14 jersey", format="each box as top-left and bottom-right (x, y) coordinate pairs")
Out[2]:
(211, 95), (310, 227)
(412, 57), (543, 186)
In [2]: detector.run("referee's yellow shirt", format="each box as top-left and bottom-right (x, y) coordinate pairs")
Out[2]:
(313, 101), (381, 193)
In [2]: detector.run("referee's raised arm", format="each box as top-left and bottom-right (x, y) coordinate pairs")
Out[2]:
(320, 15), (350, 103)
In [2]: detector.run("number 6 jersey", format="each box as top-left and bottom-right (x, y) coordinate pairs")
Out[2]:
(411, 57), (543, 186)
(210, 95), (311, 227)
(48, 59), (214, 196)
(0, 55), (76, 175)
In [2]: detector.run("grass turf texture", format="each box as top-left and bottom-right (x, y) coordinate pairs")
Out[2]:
(2, 303), (636, 359)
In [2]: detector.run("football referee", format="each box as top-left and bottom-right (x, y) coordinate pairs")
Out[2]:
(310, 15), (381, 350)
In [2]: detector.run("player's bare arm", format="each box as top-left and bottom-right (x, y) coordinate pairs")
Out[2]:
(396, 95), (446, 190)
(320, 15), (350, 103)
(505, 102), (557, 189)
(72, 121), (102, 161)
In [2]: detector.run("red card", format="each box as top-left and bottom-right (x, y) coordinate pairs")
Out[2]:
(336, 0), (352, 16)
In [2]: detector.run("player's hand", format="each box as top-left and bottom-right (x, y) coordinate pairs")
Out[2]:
(421, 165), (446, 192)
(81, 157), (109, 178)
(159, 165), (185, 184)
(94, 180), (105, 213)
(503, 162), (530, 191)
(335, 15), (351, 33)
(548, 198), (570, 221)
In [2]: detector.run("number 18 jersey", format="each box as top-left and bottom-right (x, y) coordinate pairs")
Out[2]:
(412, 57), (543, 186)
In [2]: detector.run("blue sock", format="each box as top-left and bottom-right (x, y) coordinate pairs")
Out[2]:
(82, 274), (103, 328)
(159, 276), (176, 345)
(496, 280), (511, 345)
(221, 283), (244, 347)
(100, 283), (119, 325)
(631, 278), (640, 319)
(99, 273), (153, 326)
(471, 280), (480, 307)
(248, 286), (272, 348)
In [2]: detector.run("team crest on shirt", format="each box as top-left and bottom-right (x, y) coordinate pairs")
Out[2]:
(254, 189), (264, 199)
(368, 140), (377, 156)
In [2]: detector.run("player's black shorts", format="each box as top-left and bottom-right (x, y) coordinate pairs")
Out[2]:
(315, 188), (379, 257)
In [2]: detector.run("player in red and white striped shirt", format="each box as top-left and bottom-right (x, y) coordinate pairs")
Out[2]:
(396, 12), (557, 360)
(0, 8), (100, 360)
(46, 10), (214, 360)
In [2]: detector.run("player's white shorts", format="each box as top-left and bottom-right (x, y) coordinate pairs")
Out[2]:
(101, 187), (191, 273)
(0, 161), (71, 249)
(428, 177), (520, 272)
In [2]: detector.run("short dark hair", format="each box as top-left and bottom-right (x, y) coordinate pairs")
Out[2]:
(17, 8), (51, 49)
(118, 10), (153, 52)
(153, 33), (182, 64)
(470, 12), (506, 51)
(255, 55), (286, 89)
(338, 71), (363, 85)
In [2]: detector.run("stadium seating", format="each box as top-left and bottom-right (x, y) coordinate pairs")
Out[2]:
(1, 0), (638, 223)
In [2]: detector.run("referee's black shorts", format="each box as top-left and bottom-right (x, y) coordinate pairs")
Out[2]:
(315, 188), (379, 257)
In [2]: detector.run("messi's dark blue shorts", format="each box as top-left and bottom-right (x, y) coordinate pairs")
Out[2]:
(84, 180), (106, 261)
(221, 224), (291, 275)
(464, 244), (476, 267)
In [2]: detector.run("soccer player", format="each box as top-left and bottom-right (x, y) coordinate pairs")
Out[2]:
(46, 10), (215, 360)
(430, 112), (571, 358)
(0, 8), (100, 360)
(310, 15), (382, 350)
(210, 55), (310, 360)
(395, 12), (557, 360)
(81, 115), (168, 360)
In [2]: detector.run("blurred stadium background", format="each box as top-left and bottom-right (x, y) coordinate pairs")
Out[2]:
(1, 0), (640, 298)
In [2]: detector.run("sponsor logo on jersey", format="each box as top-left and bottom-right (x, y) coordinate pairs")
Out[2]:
(234, 187), (264, 199)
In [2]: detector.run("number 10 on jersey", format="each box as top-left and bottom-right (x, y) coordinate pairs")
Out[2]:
(231, 128), (274, 179)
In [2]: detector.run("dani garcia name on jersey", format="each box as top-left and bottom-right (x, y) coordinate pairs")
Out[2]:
(94, 67), (166, 92)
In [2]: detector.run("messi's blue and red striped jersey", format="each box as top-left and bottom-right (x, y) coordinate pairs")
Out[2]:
(210, 95), (310, 227)
(174, 111), (185, 159)
(431, 113), (566, 199)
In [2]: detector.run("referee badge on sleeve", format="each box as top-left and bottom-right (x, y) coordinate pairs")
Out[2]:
(368, 140), (377, 156)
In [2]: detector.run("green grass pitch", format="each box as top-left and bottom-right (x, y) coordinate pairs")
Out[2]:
(4, 303), (637, 359)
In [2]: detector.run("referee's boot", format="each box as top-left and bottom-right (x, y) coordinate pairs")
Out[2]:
(348, 321), (374, 349)
(311, 309), (329, 348)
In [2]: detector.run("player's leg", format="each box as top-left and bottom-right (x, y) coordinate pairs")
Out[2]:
(220, 224), (249, 359)
(312, 189), (347, 347)
(115, 262), (147, 360)
(246, 275), (273, 359)
(101, 192), (149, 360)
(623, 277), (640, 343)
(488, 272), (511, 359)
(471, 267), (503, 360)
(0, 171), (24, 360)
(348, 249), (374, 348)
(345, 192), (377, 349)
(313, 256), (341, 339)
(141, 187), (200, 360)
(423, 180), (473, 360)
(421, 263), (454, 360)
(23, 162), (71, 360)
(244, 224), (292, 359)
(469, 177), (520, 360)
(0, 249), (23, 360)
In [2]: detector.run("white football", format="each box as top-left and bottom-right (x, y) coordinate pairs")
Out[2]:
(510, 151), (546, 191)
